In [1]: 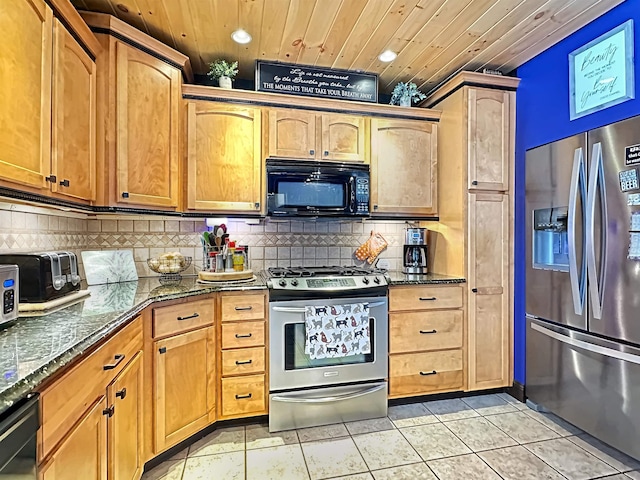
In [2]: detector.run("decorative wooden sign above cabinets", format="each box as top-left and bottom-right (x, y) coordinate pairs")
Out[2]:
(256, 61), (378, 103)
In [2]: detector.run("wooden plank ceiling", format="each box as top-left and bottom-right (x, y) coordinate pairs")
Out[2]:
(72, 0), (623, 95)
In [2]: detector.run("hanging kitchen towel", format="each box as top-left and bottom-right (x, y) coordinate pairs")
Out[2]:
(305, 303), (371, 360)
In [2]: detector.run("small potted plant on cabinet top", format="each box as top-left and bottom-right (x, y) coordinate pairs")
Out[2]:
(389, 81), (426, 107)
(207, 59), (239, 89)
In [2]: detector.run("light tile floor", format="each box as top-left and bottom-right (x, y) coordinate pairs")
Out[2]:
(142, 393), (640, 480)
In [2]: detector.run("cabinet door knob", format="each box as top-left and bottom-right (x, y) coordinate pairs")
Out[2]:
(45, 175), (57, 183)
(471, 180), (478, 186)
(323, 150), (329, 156)
(309, 149), (315, 155)
(59, 179), (70, 187)
(122, 192), (130, 198)
(103, 354), (125, 370)
(102, 405), (115, 417)
(254, 202), (260, 209)
(373, 205), (378, 210)
(116, 388), (127, 400)
(471, 288), (478, 293)
(159, 347), (167, 354)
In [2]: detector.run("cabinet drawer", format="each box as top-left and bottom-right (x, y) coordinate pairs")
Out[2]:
(390, 310), (463, 354)
(221, 321), (265, 349)
(153, 299), (214, 338)
(389, 285), (463, 311)
(220, 374), (266, 417)
(39, 316), (142, 461)
(221, 347), (265, 376)
(389, 350), (463, 397)
(220, 293), (266, 322)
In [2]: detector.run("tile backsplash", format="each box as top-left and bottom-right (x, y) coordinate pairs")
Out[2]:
(0, 202), (413, 279)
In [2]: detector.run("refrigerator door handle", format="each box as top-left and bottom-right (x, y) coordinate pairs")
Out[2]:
(586, 142), (607, 319)
(530, 322), (640, 365)
(568, 147), (586, 315)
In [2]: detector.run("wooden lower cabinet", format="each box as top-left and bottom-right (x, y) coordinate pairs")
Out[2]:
(220, 375), (266, 417)
(108, 352), (143, 480)
(388, 284), (466, 399)
(39, 397), (108, 480)
(389, 350), (463, 397)
(467, 193), (510, 390)
(154, 326), (215, 452)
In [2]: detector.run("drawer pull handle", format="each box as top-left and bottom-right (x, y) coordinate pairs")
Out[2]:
(103, 405), (115, 417)
(419, 329), (437, 334)
(419, 370), (437, 376)
(235, 333), (253, 338)
(234, 306), (253, 311)
(116, 388), (127, 400)
(235, 393), (252, 399)
(471, 288), (478, 293)
(235, 359), (253, 365)
(419, 297), (437, 301)
(177, 313), (199, 321)
(103, 354), (125, 370)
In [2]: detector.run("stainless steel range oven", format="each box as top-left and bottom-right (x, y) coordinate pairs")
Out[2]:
(267, 266), (388, 432)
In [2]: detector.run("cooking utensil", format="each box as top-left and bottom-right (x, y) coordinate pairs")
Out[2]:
(215, 236), (222, 249)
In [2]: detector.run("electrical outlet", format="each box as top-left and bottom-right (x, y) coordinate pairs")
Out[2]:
(376, 259), (391, 269)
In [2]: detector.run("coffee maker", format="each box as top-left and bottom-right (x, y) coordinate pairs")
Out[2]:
(403, 228), (428, 274)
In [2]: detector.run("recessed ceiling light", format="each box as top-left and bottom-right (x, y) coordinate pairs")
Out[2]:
(231, 29), (252, 44)
(378, 50), (397, 62)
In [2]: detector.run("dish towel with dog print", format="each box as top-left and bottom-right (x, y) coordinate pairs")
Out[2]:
(305, 303), (371, 359)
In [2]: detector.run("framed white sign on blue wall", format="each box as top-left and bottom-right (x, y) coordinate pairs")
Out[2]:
(569, 19), (635, 120)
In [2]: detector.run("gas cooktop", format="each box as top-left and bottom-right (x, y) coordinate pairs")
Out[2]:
(266, 266), (387, 278)
(265, 266), (389, 295)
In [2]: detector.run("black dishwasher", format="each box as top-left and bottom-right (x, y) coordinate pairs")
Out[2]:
(0, 394), (39, 478)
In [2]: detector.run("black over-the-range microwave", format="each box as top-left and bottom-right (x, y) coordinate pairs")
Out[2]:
(266, 159), (370, 217)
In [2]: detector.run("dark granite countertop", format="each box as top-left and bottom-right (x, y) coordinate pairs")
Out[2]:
(386, 271), (466, 285)
(0, 276), (266, 415)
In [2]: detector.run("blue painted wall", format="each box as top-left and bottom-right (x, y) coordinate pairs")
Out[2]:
(514, 0), (640, 385)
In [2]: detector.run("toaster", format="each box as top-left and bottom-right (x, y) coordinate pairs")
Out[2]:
(0, 252), (81, 303)
(0, 264), (19, 327)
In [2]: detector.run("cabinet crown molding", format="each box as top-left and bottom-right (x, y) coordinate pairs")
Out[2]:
(422, 71), (521, 108)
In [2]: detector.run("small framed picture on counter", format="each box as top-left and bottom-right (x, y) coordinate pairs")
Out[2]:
(569, 19), (635, 120)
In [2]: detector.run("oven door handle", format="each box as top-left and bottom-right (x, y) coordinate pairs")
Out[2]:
(271, 384), (386, 404)
(272, 301), (386, 314)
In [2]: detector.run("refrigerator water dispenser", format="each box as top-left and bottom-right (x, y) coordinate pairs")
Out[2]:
(532, 207), (569, 271)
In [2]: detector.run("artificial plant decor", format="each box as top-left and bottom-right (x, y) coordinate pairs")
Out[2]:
(207, 59), (239, 89)
(389, 81), (427, 106)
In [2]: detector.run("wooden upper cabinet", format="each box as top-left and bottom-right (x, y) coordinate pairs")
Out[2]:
(0, 0), (52, 190)
(187, 102), (262, 213)
(39, 396), (108, 480)
(370, 119), (437, 216)
(467, 193), (510, 390)
(467, 88), (512, 192)
(108, 352), (143, 480)
(266, 109), (367, 163)
(268, 109), (316, 159)
(154, 327), (215, 452)
(319, 114), (367, 162)
(51, 19), (96, 202)
(116, 42), (180, 208)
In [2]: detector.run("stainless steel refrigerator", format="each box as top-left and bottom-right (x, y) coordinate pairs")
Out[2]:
(526, 114), (640, 460)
